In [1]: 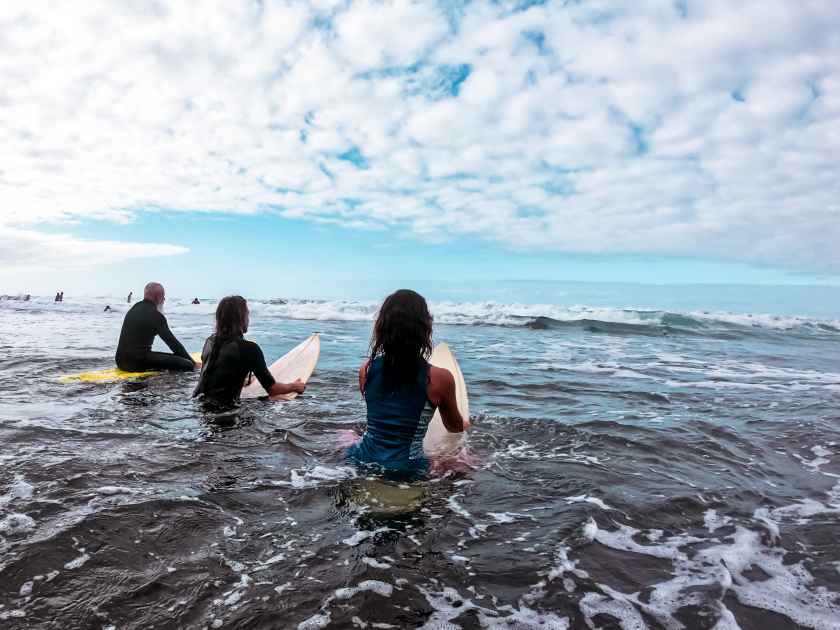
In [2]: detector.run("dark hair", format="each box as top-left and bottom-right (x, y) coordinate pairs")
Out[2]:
(215, 295), (249, 338)
(369, 289), (433, 391)
(206, 296), (249, 368)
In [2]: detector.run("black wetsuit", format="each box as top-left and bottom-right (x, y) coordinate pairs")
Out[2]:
(193, 335), (275, 403)
(115, 299), (194, 371)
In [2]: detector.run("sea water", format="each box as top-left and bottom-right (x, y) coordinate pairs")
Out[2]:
(0, 291), (839, 628)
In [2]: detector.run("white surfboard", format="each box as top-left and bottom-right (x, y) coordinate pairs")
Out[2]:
(240, 333), (320, 400)
(423, 343), (470, 457)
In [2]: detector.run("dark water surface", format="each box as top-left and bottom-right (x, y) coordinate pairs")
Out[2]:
(1, 297), (840, 629)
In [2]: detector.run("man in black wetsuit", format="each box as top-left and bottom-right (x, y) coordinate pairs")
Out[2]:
(115, 282), (195, 372)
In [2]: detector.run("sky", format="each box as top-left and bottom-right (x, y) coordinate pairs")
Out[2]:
(1, 0), (839, 302)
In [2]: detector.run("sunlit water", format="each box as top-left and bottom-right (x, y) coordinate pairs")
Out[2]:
(1, 296), (840, 629)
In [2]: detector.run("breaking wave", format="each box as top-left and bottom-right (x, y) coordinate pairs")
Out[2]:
(5, 295), (839, 339)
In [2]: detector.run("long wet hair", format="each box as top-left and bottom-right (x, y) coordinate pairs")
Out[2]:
(206, 295), (249, 367)
(369, 289), (433, 391)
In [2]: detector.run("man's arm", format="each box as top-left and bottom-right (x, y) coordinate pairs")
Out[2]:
(157, 317), (194, 363)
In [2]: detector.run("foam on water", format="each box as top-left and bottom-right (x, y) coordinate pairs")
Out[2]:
(0, 512), (36, 535)
(3, 291), (840, 628)
(276, 466), (357, 489)
(335, 580), (393, 600)
(582, 510), (840, 629)
(0, 475), (33, 507)
(418, 583), (571, 629)
(566, 495), (614, 510)
(298, 612), (331, 629)
(63, 552), (90, 570)
(15, 294), (840, 337)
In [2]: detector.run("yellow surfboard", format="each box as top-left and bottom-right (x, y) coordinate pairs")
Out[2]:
(59, 352), (202, 383)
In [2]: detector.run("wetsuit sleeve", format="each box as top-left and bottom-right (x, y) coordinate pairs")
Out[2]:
(201, 336), (213, 363)
(157, 315), (193, 362)
(245, 342), (276, 392)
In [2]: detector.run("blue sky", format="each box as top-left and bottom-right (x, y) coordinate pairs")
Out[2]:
(1, 1), (839, 303)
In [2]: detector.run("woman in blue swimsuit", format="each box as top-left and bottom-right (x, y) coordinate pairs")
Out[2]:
(347, 289), (466, 479)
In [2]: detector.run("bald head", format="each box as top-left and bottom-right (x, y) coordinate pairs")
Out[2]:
(144, 282), (165, 305)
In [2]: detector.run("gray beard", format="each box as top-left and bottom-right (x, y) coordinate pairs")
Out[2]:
(156, 303), (165, 314)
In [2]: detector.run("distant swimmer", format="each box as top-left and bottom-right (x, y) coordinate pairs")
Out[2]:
(54, 292), (61, 303)
(346, 289), (466, 479)
(115, 282), (195, 372)
(127, 291), (133, 303)
(193, 295), (304, 404)
(191, 297), (200, 305)
(104, 305), (112, 312)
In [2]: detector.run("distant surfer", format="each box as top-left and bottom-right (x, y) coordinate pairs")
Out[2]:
(191, 297), (200, 305)
(127, 291), (132, 303)
(346, 289), (466, 479)
(59, 291), (63, 302)
(54, 292), (61, 302)
(193, 295), (304, 404)
(115, 282), (195, 372)
(104, 305), (112, 312)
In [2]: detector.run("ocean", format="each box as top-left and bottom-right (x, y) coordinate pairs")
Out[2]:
(1, 292), (839, 629)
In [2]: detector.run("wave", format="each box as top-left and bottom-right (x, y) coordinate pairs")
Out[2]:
(5, 295), (839, 338)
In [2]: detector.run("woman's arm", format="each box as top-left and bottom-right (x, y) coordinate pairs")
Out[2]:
(268, 379), (305, 397)
(428, 366), (466, 433)
(245, 341), (304, 397)
(358, 360), (370, 395)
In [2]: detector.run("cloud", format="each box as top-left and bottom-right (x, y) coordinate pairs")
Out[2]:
(0, 226), (188, 271)
(1, 0), (839, 268)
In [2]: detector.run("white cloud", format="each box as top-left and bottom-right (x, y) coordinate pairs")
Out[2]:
(0, 226), (188, 271)
(0, 0), (839, 269)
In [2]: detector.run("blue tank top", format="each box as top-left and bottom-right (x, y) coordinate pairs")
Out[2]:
(347, 357), (434, 478)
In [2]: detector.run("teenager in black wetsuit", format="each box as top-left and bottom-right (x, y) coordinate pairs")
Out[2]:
(115, 282), (195, 372)
(193, 295), (304, 404)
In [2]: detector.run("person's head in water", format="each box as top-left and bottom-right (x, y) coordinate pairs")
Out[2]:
(144, 282), (165, 313)
(215, 295), (249, 339)
(370, 289), (433, 391)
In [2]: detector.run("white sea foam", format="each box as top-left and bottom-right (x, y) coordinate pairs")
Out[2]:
(0, 512), (36, 534)
(141, 296), (840, 334)
(0, 475), (33, 506)
(580, 591), (648, 630)
(0, 610), (26, 621)
(335, 580), (393, 600)
(704, 509), (732, 532)
(64, 552), (90, 570)
(795, 445), (834, 475)
(766, 481), (840, 521)
(566, 495), (614, 511)
(276, 466), (356, 489)
(297, 612), (331, 629)
(487, 511), (533, 523)
(96, 486), (133, 495)
(362, 557), (392, 569)
(418, 583), (570, 629)
(583, 512), (840, 629)
(342, 527), (390, 547)
(253, 553), (286, 571)
(447, 495), (471, 518)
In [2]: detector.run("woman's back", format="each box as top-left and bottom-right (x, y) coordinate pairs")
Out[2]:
(348, 356), (433, 477)
(194, 336), (274, 403)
